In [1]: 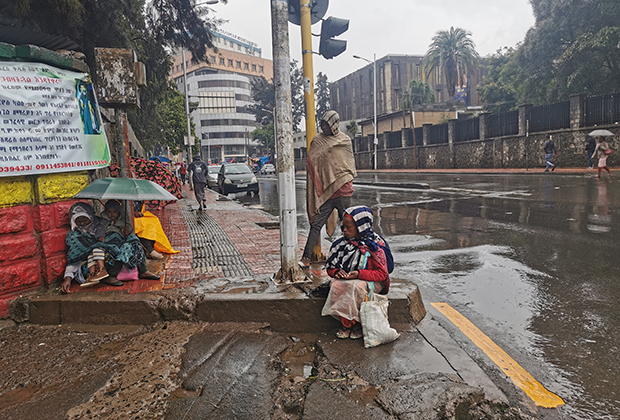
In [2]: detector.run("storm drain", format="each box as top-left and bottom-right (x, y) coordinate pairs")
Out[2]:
(182, 206), (253, 277)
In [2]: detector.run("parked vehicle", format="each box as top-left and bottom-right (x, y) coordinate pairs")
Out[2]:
(206, 165), (221, 189)
(261, 163), (275, 175)
(218, 163), (259, 196)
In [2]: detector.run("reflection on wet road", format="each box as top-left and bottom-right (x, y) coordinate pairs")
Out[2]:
(245, 172), (620, 419)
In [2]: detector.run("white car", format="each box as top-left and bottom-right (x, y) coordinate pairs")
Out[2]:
(261, 163), (275, 175)
(206, 165), (222, 189)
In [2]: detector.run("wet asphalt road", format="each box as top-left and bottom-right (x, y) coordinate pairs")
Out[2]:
(242, 171), (620, 420)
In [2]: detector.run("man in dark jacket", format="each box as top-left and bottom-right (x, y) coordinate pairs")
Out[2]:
(543, 136), (557, 172)
(188, 155), (208, 210)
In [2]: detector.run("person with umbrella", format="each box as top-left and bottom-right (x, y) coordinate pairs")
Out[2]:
(593, 137), (613, 178)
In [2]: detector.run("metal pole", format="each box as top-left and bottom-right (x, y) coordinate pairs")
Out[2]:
(182, 48), (192, 163)
(373, 53), (377, 171)
(271, 0), (304, 282)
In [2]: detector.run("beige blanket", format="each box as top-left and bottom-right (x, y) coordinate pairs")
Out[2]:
(306, 131), (357, 222)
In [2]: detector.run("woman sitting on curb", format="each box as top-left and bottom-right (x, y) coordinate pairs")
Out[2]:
(321, 206), (391, 340)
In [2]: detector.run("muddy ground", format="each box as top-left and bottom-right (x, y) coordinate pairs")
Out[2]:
(0, 321), (534, 419)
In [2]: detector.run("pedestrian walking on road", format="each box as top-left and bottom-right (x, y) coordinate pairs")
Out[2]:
(179, 165), (187, 185)
(585, 135), (596, 169)
(300, 110), (357, 268)
(593, 137), (612, 178)
(543, 135), (557, 172)
(322, 206), (391, 340)
(188, 155), (208, 210)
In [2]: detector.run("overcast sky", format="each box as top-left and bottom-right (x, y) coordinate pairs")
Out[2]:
(210, 0), (536, 82)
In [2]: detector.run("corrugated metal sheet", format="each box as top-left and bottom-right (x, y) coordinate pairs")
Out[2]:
(0, 19), (80, 51)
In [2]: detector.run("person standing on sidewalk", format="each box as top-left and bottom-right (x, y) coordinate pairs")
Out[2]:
(593, 137), (612, 178)
(188, 155), (208, 210)
(585, 135), (597, 169)
(300, 110), (357, 268)
(543, 135), (557, 172)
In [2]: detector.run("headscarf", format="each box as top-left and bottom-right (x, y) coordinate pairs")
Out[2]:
(326, 206), (389, 287)
(104, 199), (122, 214)
(69, 202), (105, 238)
(321, 110), (340, 135)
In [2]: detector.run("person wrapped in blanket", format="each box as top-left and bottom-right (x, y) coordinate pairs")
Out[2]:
(133, 201), (180, 259)
(321, 206), (390, 340)
(100, 200), (160, 285)
(61, 202), (110, 293)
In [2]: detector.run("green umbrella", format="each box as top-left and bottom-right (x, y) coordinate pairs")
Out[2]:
(74, 177), (178, 201)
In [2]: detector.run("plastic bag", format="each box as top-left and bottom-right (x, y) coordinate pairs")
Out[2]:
(117, 266), (138, 281)
(360, 287), (400, 348)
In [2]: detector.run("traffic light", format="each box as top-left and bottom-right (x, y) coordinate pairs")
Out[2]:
(319, 17), (349, 59)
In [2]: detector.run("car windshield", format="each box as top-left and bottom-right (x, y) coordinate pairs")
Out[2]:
(208, 165), (221, 174)
(224, 164), (252, 175)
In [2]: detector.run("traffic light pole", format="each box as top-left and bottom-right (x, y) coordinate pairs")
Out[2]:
(271, 0), (304, 283)
(299, 0), (323, 262)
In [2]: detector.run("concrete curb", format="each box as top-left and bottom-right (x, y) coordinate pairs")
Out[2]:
(23, 285), (427, 333)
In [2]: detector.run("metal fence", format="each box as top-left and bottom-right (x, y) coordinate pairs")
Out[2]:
(428, 123), (448, 144)
(529, 101), (570, 133)
(387, 131), (402, 149)
(414, 127), (423, 145)
(585, 93), (620, 126)
(487, 110), (519, 138)
(455, 117), (480, 142)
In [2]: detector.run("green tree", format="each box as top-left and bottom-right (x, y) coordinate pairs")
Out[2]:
(345, 120), (358, 138)
(402, 80), (435, 109)
(251, 123), (274, 152)
(248, 61), (305, 132)
(476, 47), (519, 112)
(315, 72), (331, 123)
(507, 0), (620, 104)
(424, 27), (480, 99)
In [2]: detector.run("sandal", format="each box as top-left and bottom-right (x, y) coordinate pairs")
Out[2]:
(336, 328), (351, 339)
(101, 278), (124, 287)
(350, 326), (363, 340)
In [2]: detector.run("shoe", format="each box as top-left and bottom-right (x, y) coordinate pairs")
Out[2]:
(80, 279), (100, 288)
(139, 271), (160, 280)
(350, 326), (363, 340)
(551, 166), (556, 171)
(544, 169), (549, 172)
(90, 269), (109, 282)
(336, 328), (351, 339)
(588, 166), (594, 169)
(101, 278), (124, 286)
(149, 250), (164, 260)
(298, 261), (310, 269)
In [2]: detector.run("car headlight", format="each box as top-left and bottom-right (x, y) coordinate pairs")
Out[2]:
(251, 176), (257, 183)
(224, 178), (232, 184)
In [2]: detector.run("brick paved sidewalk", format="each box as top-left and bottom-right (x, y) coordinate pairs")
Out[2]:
(62, 185), (315, 294)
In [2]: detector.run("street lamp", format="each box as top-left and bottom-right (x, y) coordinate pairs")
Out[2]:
(353, 53), (377, 170)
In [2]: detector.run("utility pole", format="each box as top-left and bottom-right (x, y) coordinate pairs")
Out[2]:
(181, 48), (193, 163)
(271, 0), (304, 283)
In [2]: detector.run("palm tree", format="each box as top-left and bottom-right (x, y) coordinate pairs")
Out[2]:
(403, 80), (435, 109)
(424, 27), (479, 99)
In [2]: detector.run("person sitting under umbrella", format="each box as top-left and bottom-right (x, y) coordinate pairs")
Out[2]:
(133, 201), (180, 260)
(101, 200), (160, 284)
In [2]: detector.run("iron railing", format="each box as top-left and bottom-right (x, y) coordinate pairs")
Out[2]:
(429, 123), (448, 144)
(487, 110), (519, 138)
(454, 117), (480, 142)
(529, 101), (570, 133)
(585, 93), (620, 126)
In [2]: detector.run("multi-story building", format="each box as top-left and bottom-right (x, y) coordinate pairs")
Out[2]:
(170, 31), (273, 163)
(330, 54), (484, 123)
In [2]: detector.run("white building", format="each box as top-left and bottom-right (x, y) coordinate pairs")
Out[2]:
(170, 31), (273, 163)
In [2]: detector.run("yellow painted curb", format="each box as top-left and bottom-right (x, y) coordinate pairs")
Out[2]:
(431, 302), (564, 408)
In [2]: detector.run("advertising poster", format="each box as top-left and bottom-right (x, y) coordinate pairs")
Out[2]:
(0, 61), (111, 177)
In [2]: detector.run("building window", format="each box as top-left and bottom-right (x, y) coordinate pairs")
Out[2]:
(219, 57), (225, 65)
(223, 39), (227, 46)
(210, 55), (217, 64)
(237, 44), (242, 51)
(236, 61), (241, 69)
(228, 59), (234, 67)
(176, 65), (179, 72)
(259, 66), (264, 73)
(197, 80), (251, 90)
(197, 91), (236, 114)
(244, 62), (249, 70)
(252, 64), (257, 72)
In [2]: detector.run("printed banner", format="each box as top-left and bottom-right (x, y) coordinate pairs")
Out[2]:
(0, 61), (111, 177)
